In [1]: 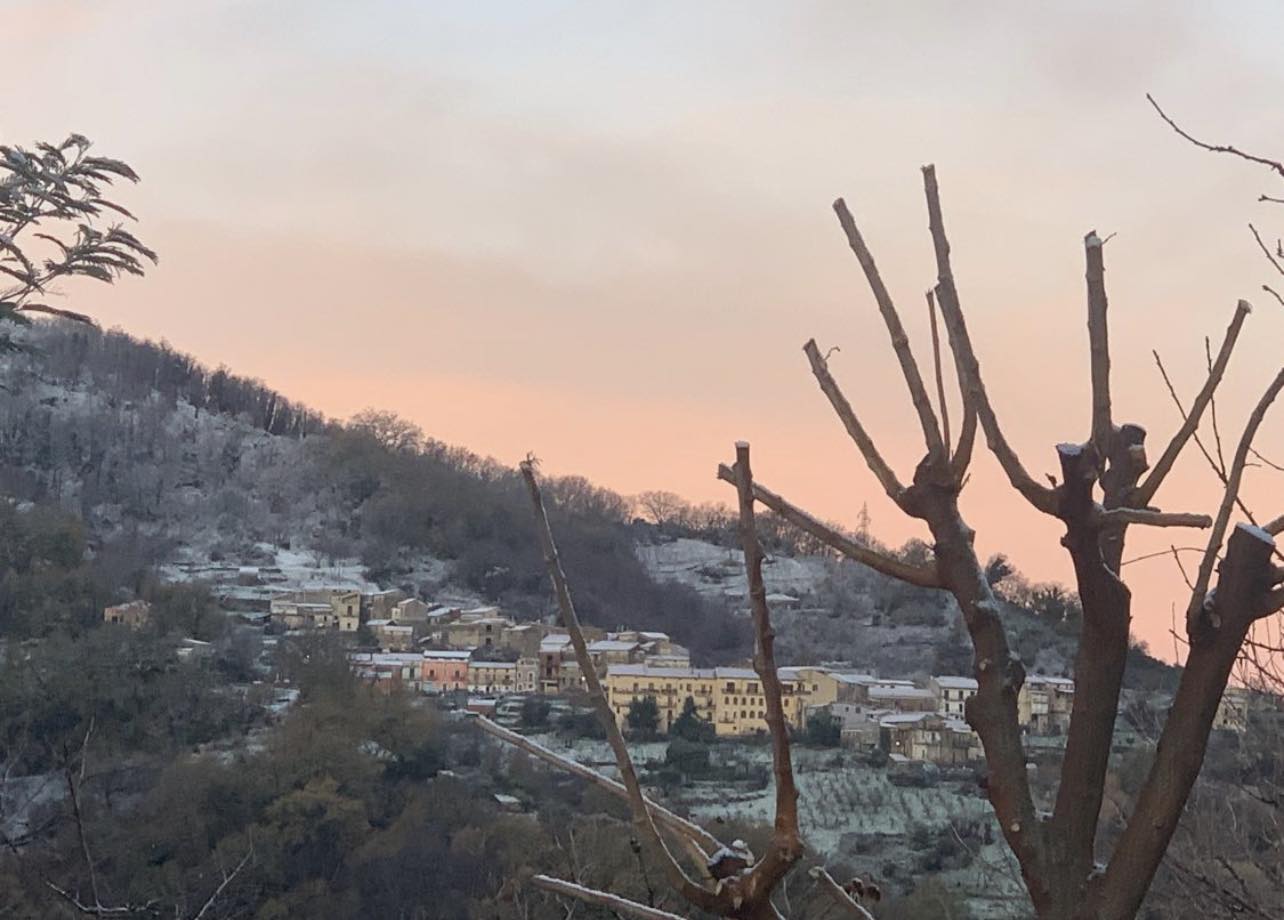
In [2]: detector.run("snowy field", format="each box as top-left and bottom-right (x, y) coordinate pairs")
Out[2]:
(521, 733), (1031, 918)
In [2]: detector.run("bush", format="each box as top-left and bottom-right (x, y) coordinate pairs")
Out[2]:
(664, 738), (711, 777)
(557, 710), (605, 740)
(804, 709), (842, 747)
(520, 697), (550, 728)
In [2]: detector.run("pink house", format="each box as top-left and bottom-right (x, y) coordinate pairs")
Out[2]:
(422, 650), (471, 692)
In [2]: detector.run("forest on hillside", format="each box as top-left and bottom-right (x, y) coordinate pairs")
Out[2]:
(0, 321), (751, 661)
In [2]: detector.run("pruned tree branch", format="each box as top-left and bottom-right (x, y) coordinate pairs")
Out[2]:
(1092, 508), (1213, 530)
(714, 463), (941, 588)
(1186, 368), (1284, 633)
(531, 876), (688, 920)
(731, 442), (803, 896)
(927, 290), (952, 456)
(1096, 523), (1279, 918)
(921, 165), (1058, 513)
(802, 338), (907, 502)
(471, 714), (718, 858)
(807, 867), (876, 920)
(832, 199), (945, 458)
(519, 460), (719, 912)
(1085, 231), (1115, 460)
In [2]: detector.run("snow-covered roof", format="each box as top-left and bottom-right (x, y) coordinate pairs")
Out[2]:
(1027, 674), (1075, 689)
(869, 686), (935, 701)
(366, 653), (423, 666)
(460, 606), (501, 618)
(879, 712), (934, 726)
(449, 616), (510, 627)
(715, 667), (761, 681)
(588, 639), (641, 652)
(607, 664), (717, 680)
(540, 636), (572, 651)
(470, 661), (517, 670)
(424, 650), (472, 660)
(366, 619), (392, 627)
(932, 676), (979, 690)
(832, 672), (914, 687)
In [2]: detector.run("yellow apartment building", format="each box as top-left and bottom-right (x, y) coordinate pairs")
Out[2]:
(605, 665), (718, 732)
(604, 664), (813, 737)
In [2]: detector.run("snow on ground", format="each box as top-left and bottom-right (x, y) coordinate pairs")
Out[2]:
(518, 733), (1029, 918)
(635, 538), (831, 603)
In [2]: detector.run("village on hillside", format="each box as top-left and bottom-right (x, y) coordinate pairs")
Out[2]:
(105, 581), (1258, 769)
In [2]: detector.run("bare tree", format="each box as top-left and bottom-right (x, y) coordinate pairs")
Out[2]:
(1, 134), (156, 350)
(634, 490), (690, 527)
(483, 118), (1281, 918)
(479, 457), (875, 920)
(702, 159), (1281, 920)
(347, 408), (425, 454)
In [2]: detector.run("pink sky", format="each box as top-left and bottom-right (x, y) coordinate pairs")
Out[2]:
(7, 1), (1283, 658)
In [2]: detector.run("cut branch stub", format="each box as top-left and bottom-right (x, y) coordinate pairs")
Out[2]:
(920, 165), (1058, 515)
(1085, 231), (1114, 462)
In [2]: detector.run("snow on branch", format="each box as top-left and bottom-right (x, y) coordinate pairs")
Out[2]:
(531, 875), (688, 920)
(1093, 508), (1213, 530)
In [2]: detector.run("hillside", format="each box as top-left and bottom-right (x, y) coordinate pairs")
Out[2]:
(0, 320), (1179, 689)
(0, 321), (750, 661)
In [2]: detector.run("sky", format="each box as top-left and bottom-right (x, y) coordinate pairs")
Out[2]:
(6, 0), (1283, 659)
